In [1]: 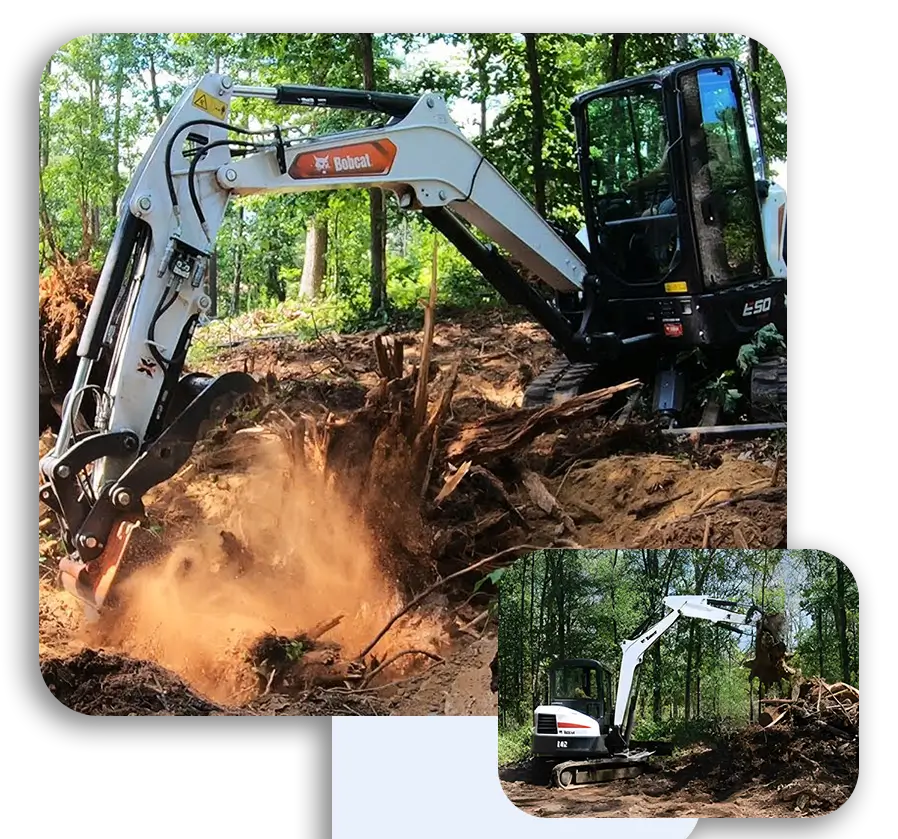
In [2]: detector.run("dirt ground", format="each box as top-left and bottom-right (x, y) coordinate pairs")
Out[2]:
(38, 308), (786, 716)
(500, 721), (857, 818)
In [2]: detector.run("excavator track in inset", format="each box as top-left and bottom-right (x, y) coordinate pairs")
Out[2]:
(523, 360), (602, 408)
(550, 752), (652, 789)
(749, 356), (787, 422)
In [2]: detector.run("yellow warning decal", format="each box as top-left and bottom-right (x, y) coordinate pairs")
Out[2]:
(664, 281), (688, 294)
(192, 89), (227, 119)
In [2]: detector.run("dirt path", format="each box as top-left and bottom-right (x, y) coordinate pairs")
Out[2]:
(500, 723), (857, 818)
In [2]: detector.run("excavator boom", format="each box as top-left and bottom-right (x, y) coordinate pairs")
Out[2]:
(38, 74), (596, 615)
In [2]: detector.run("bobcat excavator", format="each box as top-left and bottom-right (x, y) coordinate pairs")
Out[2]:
(38, 57), (786, 616)
(531, 595), (762, 788)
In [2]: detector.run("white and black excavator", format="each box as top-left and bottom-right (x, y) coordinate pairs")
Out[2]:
(531, 595), (761, 788)
(38, 58), (786, 616)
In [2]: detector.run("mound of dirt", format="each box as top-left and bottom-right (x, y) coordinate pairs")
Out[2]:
(382, 633), (498, 716)
(41, 649), (226, 715)
(656, 718), (858, 816)
(40, 648), (389, 716)
(501, 694), (858, 818)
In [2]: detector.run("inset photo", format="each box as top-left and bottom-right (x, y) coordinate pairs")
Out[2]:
(497, 549), (859, 817)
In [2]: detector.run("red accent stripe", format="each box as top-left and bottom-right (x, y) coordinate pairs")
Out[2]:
(557, 722), (593, 729)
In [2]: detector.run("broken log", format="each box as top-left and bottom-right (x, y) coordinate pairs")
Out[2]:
(446, 380), (640, 463)
(521, 470), (576, 533)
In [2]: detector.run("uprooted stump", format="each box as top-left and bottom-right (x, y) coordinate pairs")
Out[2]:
(247, 614), (364, 693)
(745, 611), (795, 687)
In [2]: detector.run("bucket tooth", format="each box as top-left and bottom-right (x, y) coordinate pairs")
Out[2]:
(58, 516), (141, 620)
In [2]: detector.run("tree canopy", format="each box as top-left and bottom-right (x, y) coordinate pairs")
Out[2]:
(39, 33), (786, 335)
(496, 549), (856, 743)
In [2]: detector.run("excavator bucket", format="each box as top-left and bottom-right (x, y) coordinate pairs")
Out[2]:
(58, 516), (141, 621)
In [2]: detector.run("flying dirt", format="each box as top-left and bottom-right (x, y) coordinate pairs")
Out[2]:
(39, 307), (786, 716)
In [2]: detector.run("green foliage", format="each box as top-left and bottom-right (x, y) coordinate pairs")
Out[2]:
(498, 722), (533, 766)
(699, 371), (742, 414)
(497, 550), (858, 743)
(737, 324), (786, 373)
(285, 639), (305, 662)
(40, 34), (786, 337)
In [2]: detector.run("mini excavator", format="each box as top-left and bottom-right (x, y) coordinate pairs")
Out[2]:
(39, 58), (786, 616)
(531, 595), (761, 788)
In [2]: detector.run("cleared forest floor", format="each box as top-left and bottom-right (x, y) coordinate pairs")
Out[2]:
(39, 308), (786, 716)
(500, 711), (857, 818)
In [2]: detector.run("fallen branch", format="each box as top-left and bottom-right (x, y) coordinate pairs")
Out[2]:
(691, 479), (768, 514)
(447, 379), (640, 463)
(357, 543), (546, 659)
(307, 614), (345, 641)
(434, 460), (472, 505)
(522, 470), (576, 533)
(361, 649), (444, 687)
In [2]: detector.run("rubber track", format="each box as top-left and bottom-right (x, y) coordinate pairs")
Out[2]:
(550, 757), (647, 789)
(523, 360), (600, 408)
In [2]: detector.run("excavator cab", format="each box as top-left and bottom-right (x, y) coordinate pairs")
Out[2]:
(546, 658), (613, 728)
(570, 57), (786, 351)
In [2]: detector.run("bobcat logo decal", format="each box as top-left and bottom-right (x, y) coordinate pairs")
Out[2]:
(289, 140), (397, 180)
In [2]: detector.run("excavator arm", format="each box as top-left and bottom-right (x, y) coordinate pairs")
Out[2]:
(38, 73), (596, 615)
(610, 595), (761, 747)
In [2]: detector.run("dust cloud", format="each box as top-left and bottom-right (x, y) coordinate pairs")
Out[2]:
(90, 436), (444, 702)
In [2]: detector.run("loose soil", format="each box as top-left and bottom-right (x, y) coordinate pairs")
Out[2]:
(501, 721), (857, 818)
(38, 307), (786, 716)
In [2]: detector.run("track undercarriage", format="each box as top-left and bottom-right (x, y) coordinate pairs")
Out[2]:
(523, 354), (787, 432)
(548, 750), (655, 789)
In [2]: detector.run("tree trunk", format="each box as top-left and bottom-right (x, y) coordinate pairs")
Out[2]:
(817, 604), (825, 678)
(680, 71), (730, 285)
(695, 625), (702, 717)
(646, 550), (663, 723)
(518, 558), (526, 711)
(609, 550), (620, 646)
(675, 33), (689, 58)
(39, 59), (59, 260)
(111, 49), (124, 218)
(148, 52), (165, 127)
(300, 222), (328, 299)
(231, 205), (245, 315)
(528, 549), (535, 704)
(834, 559), (851, 683)
(533, 553), (550, 707)
(556, 553), (565, 661)
(609, 34), (627, 81)
(684, 621), (695, 720)
(358, 33), (387, 313)
(747, 39), (763, 139)
(40, 59), (52, 170)
(523, 34), (546, 218)
(475, 44), (490, 145)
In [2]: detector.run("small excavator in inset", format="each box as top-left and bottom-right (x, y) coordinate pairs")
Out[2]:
(38, 57), (786, 617)
(531, 595), (761, 788)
